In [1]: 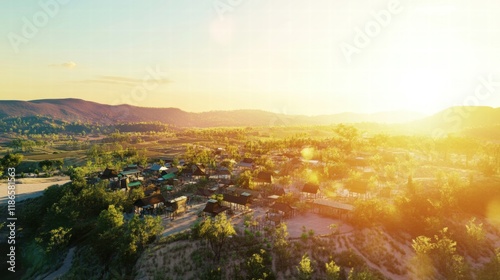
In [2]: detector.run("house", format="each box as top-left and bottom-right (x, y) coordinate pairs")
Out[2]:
(222, 193), (250, 211)
(302, 183), (319, 198)
(209, 168), (232, 180)
(267, 202), (296, 224)
(127, 181), (142, 189)
(346, 180), (369, 197)
(161, 172), (176, 185)
(100, 168), (118, 180)
(225, 186), (258, 200)
(150, 163), (167, 173)
(192, 164), (207, 179)
(238, 158), (254, 169)
(203, 199), (229, 216)
(312, 199), (353, 219)
(118, 169), (141, 181)
(271, 186), (286, 196)
(162, 167), (179, 175)
(164, 196), (188, 219)
(134, 194), (166, 213)
(254, 171), (273, 186)
(123, 164), (143, 172)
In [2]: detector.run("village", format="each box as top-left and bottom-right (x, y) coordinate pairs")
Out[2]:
(94, 148), (360, 240)
(2, 126), (499, 279)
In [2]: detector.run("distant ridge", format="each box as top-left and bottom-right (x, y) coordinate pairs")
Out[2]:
(0, 98), (428, 128)
(410, 106), (500, 133)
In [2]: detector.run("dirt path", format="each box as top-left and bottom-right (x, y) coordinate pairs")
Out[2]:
(42, 247), (75, 280)
(0, 176), (71, 205)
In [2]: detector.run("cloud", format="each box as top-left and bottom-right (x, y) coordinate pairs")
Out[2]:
(49, 61), (77, 69)
(77, 75), (171, 86)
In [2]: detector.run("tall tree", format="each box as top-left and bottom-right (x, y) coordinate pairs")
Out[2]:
(199, 213), (236, 262)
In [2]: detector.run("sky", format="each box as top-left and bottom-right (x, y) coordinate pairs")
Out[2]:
(1, 0), (500, 116)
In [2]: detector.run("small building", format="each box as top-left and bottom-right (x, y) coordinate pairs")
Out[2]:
(238, 158), (254, 169)
(119, 169), (141, 180)
(162, 172), (176, 181)
(162, 167), (179, 175)
(127, 181), (142, 189)
(302, 183), (319, 198)
(222, 194), (250, 211)
(192, 164), (207, 179)
(150, 163), (167, 173)
(100, 168), (118, 180)
(312, 199), (353, 219)
(165, 196), (188, 219)
(254, 171), (273, 186)
(203, 199), (229, 216)
(209, 168), (232, 180)
(267, 202), (296, 224)
(134, 194), (166, 213)
(225, 186), (258, 200)
(271, 186), (286, 196)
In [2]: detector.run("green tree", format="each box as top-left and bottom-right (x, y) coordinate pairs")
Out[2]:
(325, 260), (341, 280)
(95, 205), (125, 261)
(411, 228), (469, 279)
(1, 153), (23, 171)
(44, 226), (72, 253)
(122, 215), (162, 262)
(97, 205), (124, 231)
(199, 213), (236, 262)
(297, 253), (313, 280)
(246, 249), (274, 280)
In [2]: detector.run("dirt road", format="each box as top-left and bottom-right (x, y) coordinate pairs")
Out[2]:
(0, 176), (71, 205)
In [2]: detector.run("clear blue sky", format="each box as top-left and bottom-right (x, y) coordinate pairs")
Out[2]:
(2, 0), (500, 115)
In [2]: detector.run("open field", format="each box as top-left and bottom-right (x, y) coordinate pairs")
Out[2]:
(0, 176), (71, 205)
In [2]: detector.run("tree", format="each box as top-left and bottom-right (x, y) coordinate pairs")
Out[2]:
(39, 159), (53, 170)
(44, 226), (72, 254)
(199, 213), (236, 262)
(121, 215), (162, 262)
(97, 205), (124, 231)
(67, 166), (87, 191)
(325, 260), (341, 280)
(245, 249), (274, 280)
(238, 170), (254, 189)
(297, 253), (313, 280)
(1, 153), (23, 172)
(95, 205), (125, 261)
(411, 228), (469, 279)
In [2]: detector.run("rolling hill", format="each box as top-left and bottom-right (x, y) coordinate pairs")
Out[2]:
(2, 99), (499, 136)
(0, 99), (424, 127)
(409, 106), (500, 134)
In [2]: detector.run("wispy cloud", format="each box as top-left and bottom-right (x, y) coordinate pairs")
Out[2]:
(49, 61), (77, 69)
(77, 75), (171, 86)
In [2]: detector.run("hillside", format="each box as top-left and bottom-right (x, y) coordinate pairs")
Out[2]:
(0, 99), (423, 128)
(409, 106), (500, 135)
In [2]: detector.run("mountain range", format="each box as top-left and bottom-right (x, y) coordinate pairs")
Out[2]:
(0, 99), (499, 134)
